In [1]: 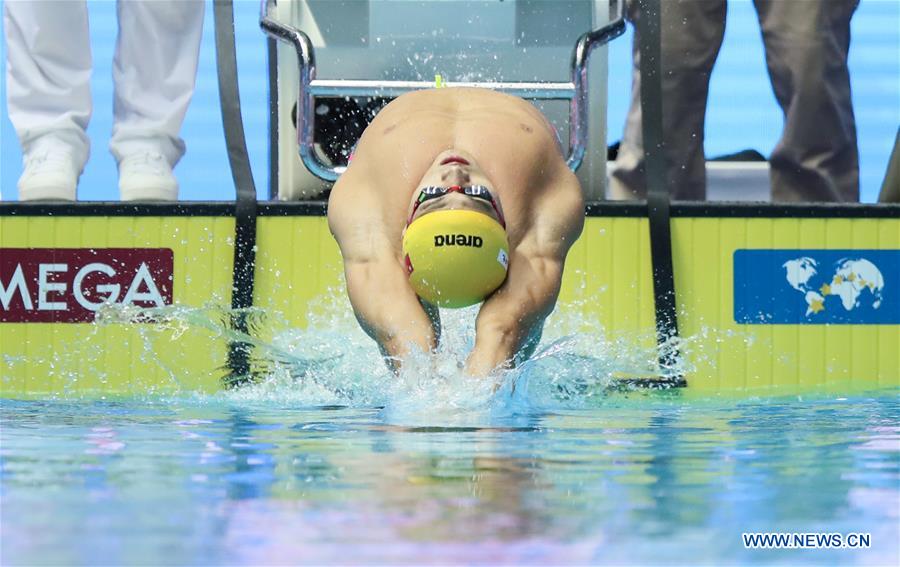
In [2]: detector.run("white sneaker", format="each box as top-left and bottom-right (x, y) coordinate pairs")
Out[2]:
(118, 151), (178, 201)
(17, 150), (79, 201)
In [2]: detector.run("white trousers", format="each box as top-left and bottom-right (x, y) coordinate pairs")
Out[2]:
(3, 0), (205, 171)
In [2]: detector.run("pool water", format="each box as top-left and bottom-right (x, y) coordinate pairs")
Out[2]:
(2, 305), (898, 565)
(1, 391), (898, 565)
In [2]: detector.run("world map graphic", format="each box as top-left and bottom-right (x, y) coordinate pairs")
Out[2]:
(782, 258), (885, 317)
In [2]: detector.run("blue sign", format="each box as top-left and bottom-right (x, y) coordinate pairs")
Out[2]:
(733, 249), (899, 324)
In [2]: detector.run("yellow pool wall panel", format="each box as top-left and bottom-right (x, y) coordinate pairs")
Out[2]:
(3, 211), (898, 396)
(671, 217), (899, 392)
(1, 215), (236, 396)
(254, 216), (345, 333)
(252, 215), (899, 392)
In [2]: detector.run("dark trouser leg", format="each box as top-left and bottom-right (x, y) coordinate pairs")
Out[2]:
(753, 0), (860, 202)
(610, 0), (726, 200)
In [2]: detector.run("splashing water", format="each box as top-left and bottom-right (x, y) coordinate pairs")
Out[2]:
(93, 287), (700, 424)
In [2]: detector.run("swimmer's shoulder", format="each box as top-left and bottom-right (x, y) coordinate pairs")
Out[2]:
(329, 165), (375, 221)
(528, 165), (585, 250)
(328, 173), (395, 255)
(541, 159), (583, 208)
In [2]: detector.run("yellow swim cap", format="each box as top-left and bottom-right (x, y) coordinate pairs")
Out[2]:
(402, 209), (509, 308)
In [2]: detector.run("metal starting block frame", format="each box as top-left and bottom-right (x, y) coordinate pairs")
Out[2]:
(261, 0), (625, 193)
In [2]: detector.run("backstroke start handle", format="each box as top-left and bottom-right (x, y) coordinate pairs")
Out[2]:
(260, 0), (625, 182)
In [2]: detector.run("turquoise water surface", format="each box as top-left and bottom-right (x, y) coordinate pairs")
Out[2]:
(2, 304), (899, 565)
(1, 391), (898, 565)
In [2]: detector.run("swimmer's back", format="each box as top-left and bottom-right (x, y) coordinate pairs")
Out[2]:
(329, 88), (580, 253)
(344, 88), (566, 197)
(368, 88), (558, 138)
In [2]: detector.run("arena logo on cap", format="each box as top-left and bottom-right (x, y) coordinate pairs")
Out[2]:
(733, 249), (898, 324)
(434, 234), (483, 248)
(0, 248), (174, 323)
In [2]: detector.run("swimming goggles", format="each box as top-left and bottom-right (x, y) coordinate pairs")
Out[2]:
(408, 185), (506, 228)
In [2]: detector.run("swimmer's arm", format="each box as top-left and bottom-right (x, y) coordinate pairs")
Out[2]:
(344, 258), (439, 372)
(466, 169), (584, 377)
(465, 252), (563, 377)
(329, 176), (439, 372)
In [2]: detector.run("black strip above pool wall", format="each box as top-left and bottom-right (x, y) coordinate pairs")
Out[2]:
(1, 201), (898, 218)
(668, 202), (900, 219)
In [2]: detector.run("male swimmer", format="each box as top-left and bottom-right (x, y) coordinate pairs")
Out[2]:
(328, 88), (584, 376)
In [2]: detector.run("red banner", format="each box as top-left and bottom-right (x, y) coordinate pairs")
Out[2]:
(0, 248), (174, 323)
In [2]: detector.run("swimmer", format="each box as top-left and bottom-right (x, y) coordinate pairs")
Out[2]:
(328, 88), (584, 376)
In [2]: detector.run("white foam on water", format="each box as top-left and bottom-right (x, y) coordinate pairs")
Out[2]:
(93, 290), (712, 420)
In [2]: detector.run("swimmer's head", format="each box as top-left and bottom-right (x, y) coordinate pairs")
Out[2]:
(402, 152), (509, 308)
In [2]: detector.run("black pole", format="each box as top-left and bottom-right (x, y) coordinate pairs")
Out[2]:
(213, 0), (259, 385)
(267, 37), (280, 200)
(638, 0), (681, 378)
